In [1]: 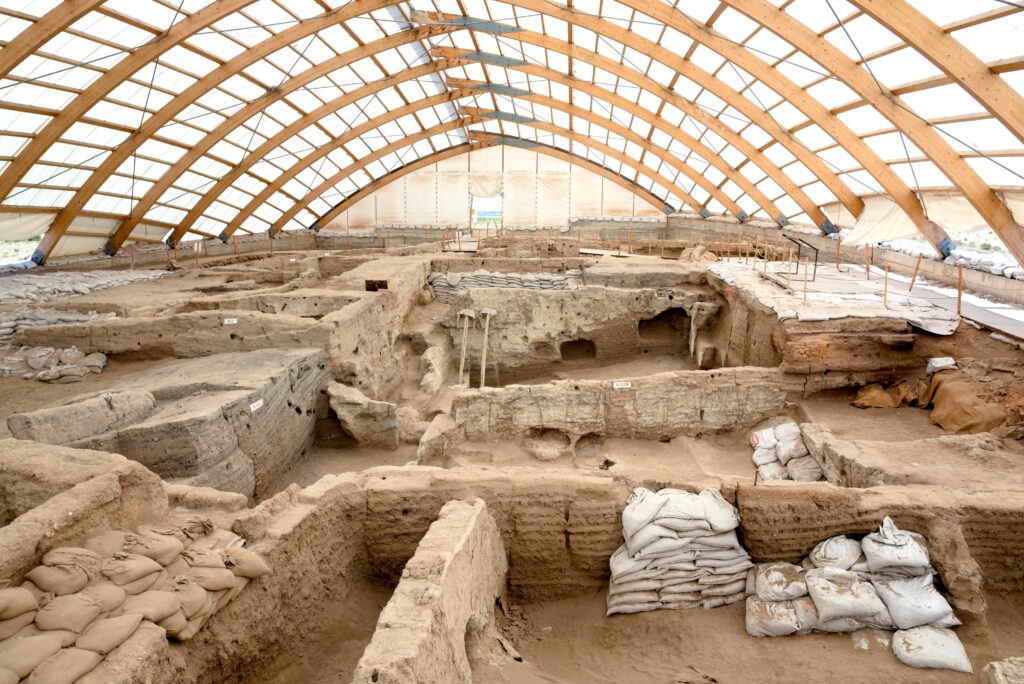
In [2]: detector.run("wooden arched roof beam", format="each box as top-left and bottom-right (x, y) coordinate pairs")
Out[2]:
(0, 0), (106, 79)
(495, 0), (945, 254)
(848, 0), (1024, 145)
(102, 52), (470, 255)
(419, 11), (856, 228)
(305, 133), (671, 232)
(714, 0), (1024, 262)
(26, 0), (850, 261)
(216, 107), (697, 242)
(32, 14), (455, 262)
(432, 54), (786, 228)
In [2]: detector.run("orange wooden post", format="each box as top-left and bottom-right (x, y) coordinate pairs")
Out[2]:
(883, 267), (890, 307)
(957, 264), (964, 315)
(616, 235), (622, 257)
(908, 254), (922, 292)
(269, 235), (273, 256)
(836, 235), (842, 269)
(195, 241), (200, 266)
(648, 234), (653, 255)
(129, 244), (135, 270)
(594, 229), (600, 248)
(802, 257), (809, 304)
(865, 244), (870, 279)
(233, 236), (239, 255)
(786, 247), (793, 289)
(627, 229), (633, 254)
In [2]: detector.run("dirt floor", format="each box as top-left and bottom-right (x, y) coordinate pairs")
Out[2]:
(799, 390), (948, 442)
(492, 590), (1024, 683)
(509, 354), (696, 386)
(251, 582), (393, 684)
(0, 356), (180, 438)
(263, 445), (419, 497)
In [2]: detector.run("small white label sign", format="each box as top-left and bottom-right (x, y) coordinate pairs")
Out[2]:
(612, 381), (632, 390)
(250, 399), (264, 413)
(223, 318), (238, 326)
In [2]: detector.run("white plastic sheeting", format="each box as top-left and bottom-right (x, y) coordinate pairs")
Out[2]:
(0, 213), (50, 241)
(325, 145), (660, 229)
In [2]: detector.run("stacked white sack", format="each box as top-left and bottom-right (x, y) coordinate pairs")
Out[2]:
(607, 487), (753, 616)
(745, 517), (970, 674)
(749, 421), (823, 482)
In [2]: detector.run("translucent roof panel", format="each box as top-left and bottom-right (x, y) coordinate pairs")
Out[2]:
(0, 0), (1020, 264)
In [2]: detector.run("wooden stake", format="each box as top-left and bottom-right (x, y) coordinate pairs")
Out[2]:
(233, 236), (239, 256)
(773, 233), (781, 261)
(648, 234), (653, 255)
(129, 244), (135, 270)
(957, 264), (964, 315)
(660, 233), (665, 258)
(883, 267), (889, 308)
(269, 235), (273, 256)
(786, 248), (793, 289)
(802, 257), (809, 304)
(627, 229), (633, 254)
(864, 244), (870, 279)
(908, 254), (922, 292)
(195, 241), (200, 266)
(836, 235), (841, 269)
(616, 235), (622, 257)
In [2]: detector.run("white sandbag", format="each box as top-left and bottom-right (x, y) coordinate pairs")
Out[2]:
(755, 563), (808, 601)
(872, 574), (958, 630)
(752, 447), (778, 466)
(776, 438), (809, 465)
(621, 488), (667, 539)
(654, 489), (706, 524)
(607, 602), (661, 616)
(749, 428), (777, 450)
(773, 422), (801, 442)
(0, 634), (63, 678)
(656, 518), (712, 535)
(608, 579), (664, 596)
(0, 587), (37, 620)
(23, 647), (102, 684)
(698, 489), (740, 533)
(625, 523), (679, 557)
(862, 517), (930, 575)
(634, 536), (695, 560)
(758, 462), (790, 481)
(609, 545), (647, 579)
(698, 559), (753, 575)
(689, 530), (739, 549)
(745, 568), (756, 596)
(809, 536), (862, 570)
(791, 596), (819, 634)
(805, 567), (887, 622)
(660, 582), (702, 594)
(615, 568), (666, 585)
(892, 627), (972, 673)
(786, 456), (823, 482)
(607, 591), (659, 608)
(702, 579), (746, 597)
(745, 597), (801, 637)
(702, 593), (745, 609)
(926, 357), (957, 375)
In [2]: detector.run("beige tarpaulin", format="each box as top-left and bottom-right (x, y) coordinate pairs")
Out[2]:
(602, 180), (635, 216)
(843, 195), (917, 245)
(536, 172), (570, 226)
(570, 164), (602, 216)
(374, 181), (405, 224)
(436, 154), (469, 225)
(405, 170), (437, 224)
(0, 213), (50, 240)
(503, 172), (536, 227)
(469, 145), (503, 198)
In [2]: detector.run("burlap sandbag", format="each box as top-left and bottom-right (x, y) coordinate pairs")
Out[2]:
(0, 634), (63, 677)
(175, 615), (206, 642)
(25, 565), (89, 596)
(852, 382), (912, 409)
(168, 580), (209, 619)
(34, 594), (103, 633)
(41, 548), (102, 578)
(24, 648), (102, 684)
(123, 533), (184, 567)
(926, 371), (1006, 434)
(188, 528), (238, 552)
(180, 517), (215, 542)
(0, 611), (36, 640)
(163, 557), (190, 579)
(158, 609), (188, 638)
(221, 577), (249, 608)
(101, 554), (162, 586)
(79, 582), (126, 613)
(120, 569), (166, 596)
(10, 624), (77, 647)
(222, 548), (271, 579)
(0, 666), (17, 684)
(181, 549), (225, 569)
(188, 568), (237, 592)
(0, 586), (37, 619)
(121, 591), (182, 623)
(75, 613), (144, 655)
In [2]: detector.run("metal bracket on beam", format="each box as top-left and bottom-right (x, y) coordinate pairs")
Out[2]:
(459, 51), (528, 67)
(103, 241), (118, 257)
(217, 231), (229, 243)
(165, 237), (176, 249)
(737, 211), (749, 222)
(310, 223), (321, 234)
(777, 215), (789, 227)
(937, 237), (956, 258)
(821, 219), (839, 235)
(30, 249), (45, 266)
(699, 208), (711, 219)
(477, 110), (536, 124)
(471, 135), (537, 149)
(409, 10), (521, 35)
(459, 82), (531, 97)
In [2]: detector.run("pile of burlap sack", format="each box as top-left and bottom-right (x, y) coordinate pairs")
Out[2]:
(853, 357), (1006, 434)
(749, 421), (824, 482)
(607, 487), (753, 616)
(0, 517), (271, 683)
(745, 517), (971, 674)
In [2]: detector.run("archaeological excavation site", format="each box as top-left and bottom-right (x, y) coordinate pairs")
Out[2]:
(1, 1), (1024, 683)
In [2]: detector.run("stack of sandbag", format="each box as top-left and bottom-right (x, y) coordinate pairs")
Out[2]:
(607, 487), (753, 616)
(749, 421), (823, 482)
(745, 517), (971, 674)
(0, 517), (271, 682)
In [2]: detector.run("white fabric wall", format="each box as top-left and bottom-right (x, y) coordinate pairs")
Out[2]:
(326, 145), (661, 229)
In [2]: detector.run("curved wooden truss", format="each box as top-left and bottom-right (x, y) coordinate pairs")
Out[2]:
(0, 0), (1021, 264)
